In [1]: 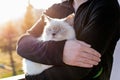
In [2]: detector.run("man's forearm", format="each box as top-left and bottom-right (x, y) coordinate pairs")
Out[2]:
(17, 34), (66, 65)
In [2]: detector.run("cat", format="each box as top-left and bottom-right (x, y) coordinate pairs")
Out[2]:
(23, 14), (76, 75)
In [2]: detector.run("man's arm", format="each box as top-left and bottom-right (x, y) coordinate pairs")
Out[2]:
(17, 35), (66, 65)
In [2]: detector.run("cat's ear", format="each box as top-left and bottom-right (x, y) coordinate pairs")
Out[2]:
(42, 14), (52, 22)
(64, 13), (75, 26)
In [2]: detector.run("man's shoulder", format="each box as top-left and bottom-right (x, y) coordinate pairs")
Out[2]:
(44, 1), (74, 19)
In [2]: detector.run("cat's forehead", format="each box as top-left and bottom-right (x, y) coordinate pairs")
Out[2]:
(49, 20), (65, 27)
(52, 19), (69, 26)
(51, 19), (63, 23)
(45, 18), (71, 30)
(49, 24), (63, 30)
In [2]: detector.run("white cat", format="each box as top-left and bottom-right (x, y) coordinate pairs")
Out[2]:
(23, 14), (76, 75)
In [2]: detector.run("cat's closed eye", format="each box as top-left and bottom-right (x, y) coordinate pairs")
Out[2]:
(58, 28), (66, 33)
(47, 28), (52, 32)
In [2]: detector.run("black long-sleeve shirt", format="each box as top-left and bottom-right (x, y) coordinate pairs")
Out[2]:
(16, 0), (120, 80)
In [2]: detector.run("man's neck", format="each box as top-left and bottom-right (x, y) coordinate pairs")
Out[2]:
(73, 0), (87, 12)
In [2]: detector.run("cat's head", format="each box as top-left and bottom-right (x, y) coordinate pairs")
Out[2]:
(44, 13), (74, 26)
(41, 14), (75, 41)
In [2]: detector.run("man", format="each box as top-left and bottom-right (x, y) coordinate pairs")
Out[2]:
(17, 0), (120, 80)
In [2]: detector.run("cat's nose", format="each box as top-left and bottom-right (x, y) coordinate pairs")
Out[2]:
(52, 33), (56, 36)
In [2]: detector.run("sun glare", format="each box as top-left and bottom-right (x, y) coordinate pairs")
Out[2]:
(0, 0), (27, 24)
(30, 0), (61, 9)
(0, 0), (61, 24)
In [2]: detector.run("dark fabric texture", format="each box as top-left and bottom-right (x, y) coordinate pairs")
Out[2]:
(25, 71), (49, 80)
(17, 35), (66, 65)
(74, 0), (120, 80)
(16, 0), (120, 80)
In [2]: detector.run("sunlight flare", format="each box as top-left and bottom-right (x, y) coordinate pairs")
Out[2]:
(0, 0), (61, 24)
(0, 0), (27, 24)
(30, 0), (61, 9)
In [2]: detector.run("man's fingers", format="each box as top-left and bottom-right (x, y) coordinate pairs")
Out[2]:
(80, 46), (101, 58)
(74, 61), (93, 68)
(77, 57), (99, 66)
(78, 51), (101, 62)
(76, 40), (101, 57)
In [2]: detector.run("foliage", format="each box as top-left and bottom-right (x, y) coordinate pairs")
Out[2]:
(0, 51), (23, 78)
(0, 1), (44, 79)
(0, 21), (18, 52)
(21, 3), (35, 33)
(0, 21), (21, 76)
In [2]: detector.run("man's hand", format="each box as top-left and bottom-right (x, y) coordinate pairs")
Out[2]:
(63, 40), (101, 68)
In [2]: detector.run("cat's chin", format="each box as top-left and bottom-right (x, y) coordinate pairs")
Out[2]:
(42, 37), (65, 41)
(50, 37), (66, 41)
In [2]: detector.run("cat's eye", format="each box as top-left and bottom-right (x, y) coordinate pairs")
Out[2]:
(59, 29), (66, 33)
(47, 28), (52, 31)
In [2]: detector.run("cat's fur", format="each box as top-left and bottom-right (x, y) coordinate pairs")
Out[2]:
(23, 14), (76, 75)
